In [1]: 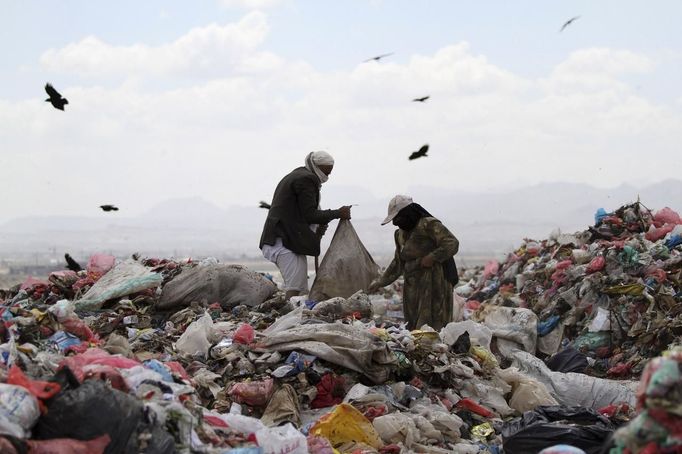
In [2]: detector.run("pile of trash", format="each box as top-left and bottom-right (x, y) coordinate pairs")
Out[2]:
(455, 202), (682, 380)
(0, 203), (679, 453)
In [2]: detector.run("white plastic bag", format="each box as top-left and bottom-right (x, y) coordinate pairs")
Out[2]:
(440, 320), (493, 350)
(255, 422), (308, 454)
(588, 307), (611, 332)
(0, 383), (40, 438)
(175, 312), (213, 357)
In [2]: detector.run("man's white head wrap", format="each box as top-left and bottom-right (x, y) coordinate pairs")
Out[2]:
(305, 151), (335, 184)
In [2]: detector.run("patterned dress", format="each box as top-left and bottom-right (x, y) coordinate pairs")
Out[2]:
(376, 217), (459, 330)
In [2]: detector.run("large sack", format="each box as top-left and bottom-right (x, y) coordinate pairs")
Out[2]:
(158, 264), (277, 310)
(75, 259), (163, 311)
(309, 220), (380, 302)
(258, 323), (395, 384)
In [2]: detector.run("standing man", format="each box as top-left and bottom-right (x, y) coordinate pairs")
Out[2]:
(260, 151), (352, 300)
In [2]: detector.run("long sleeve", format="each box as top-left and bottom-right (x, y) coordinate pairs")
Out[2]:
(292, 178), (340, 225)
(377, 230), (404, 286)
(424, 218), (459, 262)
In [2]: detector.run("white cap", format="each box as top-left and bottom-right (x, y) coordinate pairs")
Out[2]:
(381, 195), (413, 225)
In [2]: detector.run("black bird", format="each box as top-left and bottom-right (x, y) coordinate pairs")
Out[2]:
(100, 204), (119, 212)
(408, 144), (429, 160)
(560, 16), (581, 32)
(259, 201), (271, 209)
(412, 96), (430, 102)
(64, 253), (83, 272)
(363, 52), (393, 63)
(44, 83), (68, 111)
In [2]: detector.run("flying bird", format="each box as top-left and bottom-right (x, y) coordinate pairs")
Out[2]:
(259, 201), (271, 209)
(363, 52), (393, 63)
(408, 144), (429, 161)
(100, 204), (119, 212)
(560, 16), (581, 32)
(412, 96), (430, 102)
(64, 253), (83, 272)
(44, 83), (68, 111)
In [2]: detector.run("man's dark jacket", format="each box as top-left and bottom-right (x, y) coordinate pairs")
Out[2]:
(259, 166), (340, 256)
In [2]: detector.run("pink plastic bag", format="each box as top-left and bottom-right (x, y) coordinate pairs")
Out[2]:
(233, 324), (255, 345)
(587, 256), (606, 273)
(653, 207), (682, 226)
(482, 260), (499, 279)
(229, 378), (274, 406)
(26, 434), (111, 454)
(87, 254), (116, 277)
(59, 348), (140, 382)
(20, 276), (49, 291)
(645, 223), (675, 241)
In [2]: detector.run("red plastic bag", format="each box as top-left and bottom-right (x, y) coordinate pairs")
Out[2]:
(233, 324), (255, 345)
(26, 434), (110, 454)
(165, 361), (191, 381)
(456, 398), (494, 418)
(228, 378), (274, 407)
(311, 373), (346, 409)
(61, 317), (98, 342)
(7, 365), (61, 413)
(586, 256), (606, 273)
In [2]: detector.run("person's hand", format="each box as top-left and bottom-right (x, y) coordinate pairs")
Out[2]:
(316, 224), (329, 237)
(338, 205), (352, 220)
(367, 279), (382, 293)
(420, 255), (435, 268)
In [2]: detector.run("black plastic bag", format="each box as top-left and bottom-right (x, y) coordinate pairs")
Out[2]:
(546, 347), (589, 374)
(501, 405), (614, 454)
(34, 380), (176, 454)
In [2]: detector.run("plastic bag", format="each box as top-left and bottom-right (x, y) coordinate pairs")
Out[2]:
(546, 348), (588, 374)
(501, 405), (614, 454)
(76, 259), (162, 310)
(87, 254), (116, 277)
(58, 348), (140, 383)
(233, 324), (255, 345)
(34, 379), (175, 454)
(309, 220), (380, 302)
(26, 434), (111, 454)
(229, 379), (274, 407)
(653, 207), (682, 226)
(175, 312), (213, 357)
(0, 383), (40, 438)
(588, 307), (611, 333)
(440, 320), (492, 350)
(255, 423), (307, 454)
(310, 403), (383, 449)
(7, 366), (61, 412)
(311, 291), (373, 319)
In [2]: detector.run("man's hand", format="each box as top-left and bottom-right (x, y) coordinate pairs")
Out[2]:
(420, 254), (435, 268)
(367, 279), (382, 294)
(339, 205), (352, 220)
(316, 224), (329, 237)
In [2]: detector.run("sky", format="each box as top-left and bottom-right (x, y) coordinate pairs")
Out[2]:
(1, 0), (682, 223)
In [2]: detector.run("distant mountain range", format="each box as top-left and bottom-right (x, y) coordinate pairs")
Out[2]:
(2, 179), (681, 266)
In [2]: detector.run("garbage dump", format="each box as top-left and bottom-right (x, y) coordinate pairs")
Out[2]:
(0, 202), (679, 453)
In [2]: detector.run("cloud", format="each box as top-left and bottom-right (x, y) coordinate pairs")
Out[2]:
(3, 15), (681, 222)
(40, 12), (271, 77)
(218, 0), (282, 9)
